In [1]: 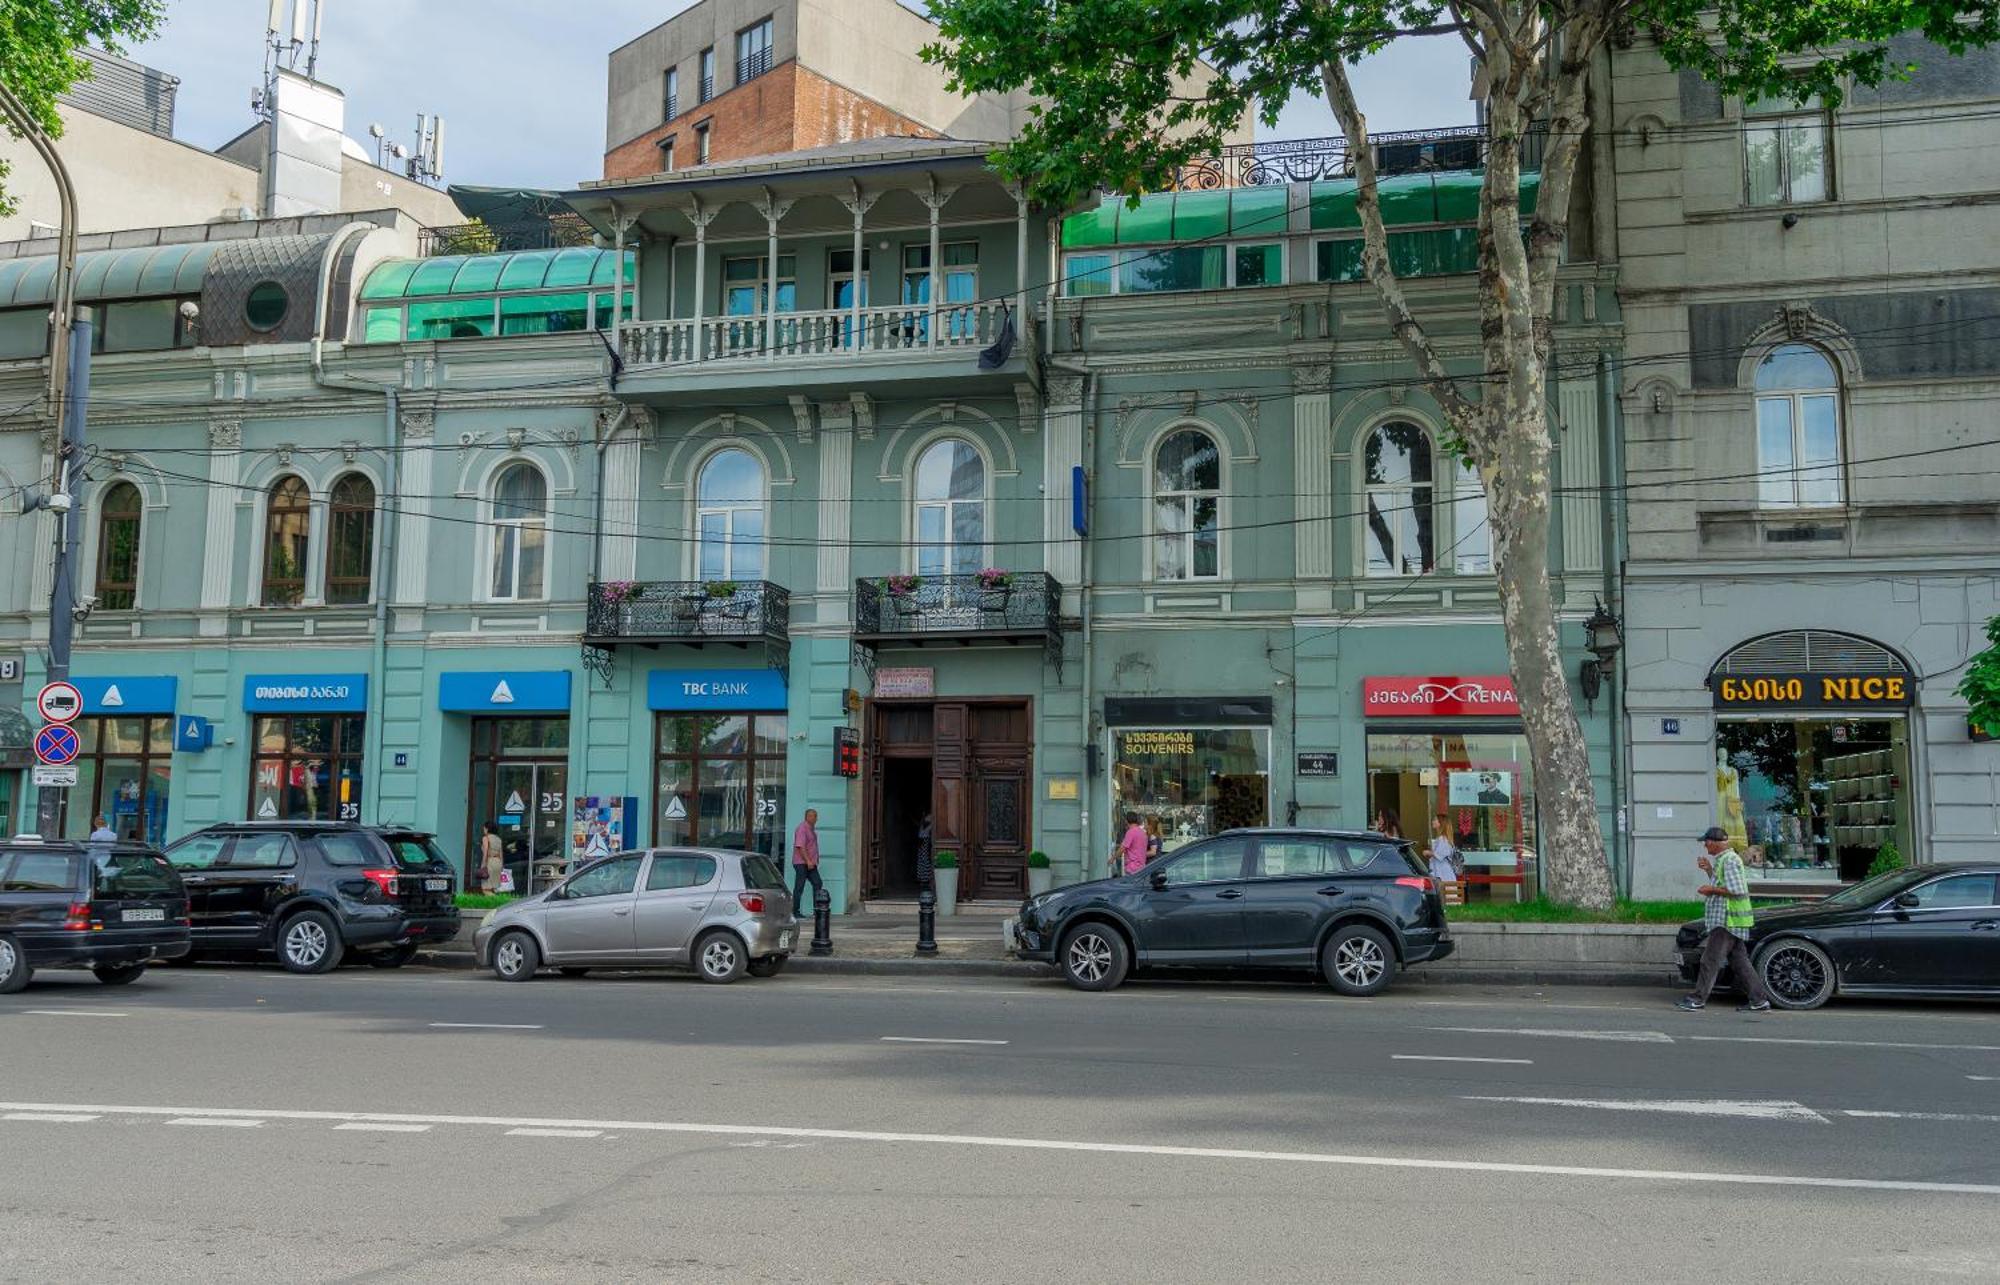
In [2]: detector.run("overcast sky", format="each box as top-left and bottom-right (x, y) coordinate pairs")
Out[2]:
(126, 1), (1473, 191)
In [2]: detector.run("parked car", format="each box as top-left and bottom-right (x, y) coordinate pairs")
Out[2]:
(476, 847), (796, 983)
(0, 835), (190, 992)
(1676, 862), (2000, 1009)
(1006, 828), (1453, 994)
(162, 822), (459, 973)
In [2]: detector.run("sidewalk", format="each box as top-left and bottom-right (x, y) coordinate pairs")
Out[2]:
(425, 912), (1681, 986)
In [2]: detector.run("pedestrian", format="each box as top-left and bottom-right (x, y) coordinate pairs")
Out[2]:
(88, 815), (118, 843)
(479, 822), (506, 894)
(1118, 812), (1148, 876)
(1678, 826), (1773, 1012)
(1373, 807), (1402, 840)
(791, 807), (825, 911)
(1144, 816), (1164, 864)
(1427, 814), (1460, 885)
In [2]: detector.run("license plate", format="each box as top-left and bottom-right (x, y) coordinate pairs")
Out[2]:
(123, 908), (165, 922)
(424, 878), (447, 892)
(779, 932), (794, 950)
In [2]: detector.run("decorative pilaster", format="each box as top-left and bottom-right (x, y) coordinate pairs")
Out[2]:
(1557, 366), (1603, 574)
(599, 405), (643, 582)
(1043, 374), (1085, 591)
(198, 418), (241, 614)
(393, 409), (435, 606)
(816, 401), (855, 620)
(1290, 363), (1334, 583)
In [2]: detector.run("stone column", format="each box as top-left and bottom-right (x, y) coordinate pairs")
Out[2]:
(816, 400), (855, 624)
(599, 404), (645, 582)
(1290, 362), (1334, 613)
(1043, 375), (1084, 596)
(393, 410), (434, 609)
(197, 418), (241, 633)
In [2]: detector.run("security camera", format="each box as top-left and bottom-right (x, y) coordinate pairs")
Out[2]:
(45, 492), (71, 514)
(72, 595), (96, 623)
(178, 300), (200, 320)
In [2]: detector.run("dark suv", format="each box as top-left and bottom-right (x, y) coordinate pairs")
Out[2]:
(164, 823), (459, 973)
(1, 836), (191, 992)
(1006, 827), (1453, 994)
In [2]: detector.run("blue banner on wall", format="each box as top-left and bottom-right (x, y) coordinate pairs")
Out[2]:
(438, 671), (572, 713)
(243, 673), (369, 712)
(647, 668), (788, 711)
(173, 714), (213, 752)
(73, 676), (178, 715)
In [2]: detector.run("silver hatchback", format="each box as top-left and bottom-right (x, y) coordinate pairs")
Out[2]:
(475, 848), (797, 983)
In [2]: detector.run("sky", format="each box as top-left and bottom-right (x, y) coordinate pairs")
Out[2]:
(125, 1), (1474, 192)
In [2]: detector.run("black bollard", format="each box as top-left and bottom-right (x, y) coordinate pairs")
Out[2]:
(915, 882), (938, 955)
(809, 888), (833, 955)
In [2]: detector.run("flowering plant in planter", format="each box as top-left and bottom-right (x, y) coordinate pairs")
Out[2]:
(703, 580), (740, 599)
(884, 573), (923, 597)
(975, 567), (1014, 590)
(598, 580), (637, 605)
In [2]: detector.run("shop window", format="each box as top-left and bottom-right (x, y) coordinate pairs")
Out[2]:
(913, 438), (986, 576)
(1714, 718), (1910, 884)
(1744, 100), (1829, 206)
(696, 448), (766, 581)
(654, 712), (788, 858)
(467, 716), (569, 896)
(488, 462), (549, 601)
(1112, 727), (1271, 849)
(1363, 421), (1434, 577)
(1366, 731), (1537, 902)
(1152, 428), (1221, 581)
(326, 472), (374, 605)
(95, 481), (142, 610)
(262, 475), (311, 606)
(60, 716), (173, 846)
(250, 714), (366, 821)
(1752, 343), (1843, 508)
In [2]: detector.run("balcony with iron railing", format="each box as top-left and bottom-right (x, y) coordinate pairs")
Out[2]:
(854, 572), (1064, 673)
(585, 580), (790, 648)
(619, 300), (1018, 369)
(736, 46), (773, 85)
(419, 212), (597, 257)
(1169, 125), (1544, 189)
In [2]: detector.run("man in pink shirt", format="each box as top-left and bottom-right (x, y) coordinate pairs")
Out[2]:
(1118, 812), (1149, 876)
(791, 808), (824, 911)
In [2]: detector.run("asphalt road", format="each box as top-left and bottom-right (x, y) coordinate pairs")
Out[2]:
(5, 963), (2000, 1283)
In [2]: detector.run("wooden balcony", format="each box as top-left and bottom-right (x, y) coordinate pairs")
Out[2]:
(618, 300), (1013, 368)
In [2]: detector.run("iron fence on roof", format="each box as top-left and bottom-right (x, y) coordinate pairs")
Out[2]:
(418, 213), (597, 257)
(1170, 125), (1545, 190)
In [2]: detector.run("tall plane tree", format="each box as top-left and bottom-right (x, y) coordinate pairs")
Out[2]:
(925, 0), (1998, 907)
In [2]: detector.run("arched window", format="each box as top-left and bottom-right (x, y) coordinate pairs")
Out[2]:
(913, 438), (985, 576)
(326, 473), (375, 605)
(489, 462), (549, 601)
(1153, 428), (1221, 580)
(1363, 421), (1434, 577)
(96, 481), (142, 610)
(696, 448), (766, 581)
(1451, 460), (1492, 575)
(262, 475), (311, 606)
(1753, 343), (1842, 507)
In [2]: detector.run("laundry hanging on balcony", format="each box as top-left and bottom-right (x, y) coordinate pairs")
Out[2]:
(977, 303), (1015, 370)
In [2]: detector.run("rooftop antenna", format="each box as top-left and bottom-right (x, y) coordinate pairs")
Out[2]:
(407, 112), (445, 186)
(253, 0), (326, 118)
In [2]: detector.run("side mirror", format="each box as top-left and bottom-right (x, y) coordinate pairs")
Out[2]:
(1893, 891), (1921, 910)
(1149, 870), (1169, 891)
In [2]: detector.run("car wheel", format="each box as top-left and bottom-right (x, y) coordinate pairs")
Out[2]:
(695, 930), (746, 984)
(367, 943), (420, 969)
(747, 955), (787, 978)
(0, 936), (30, 994)
(1756, 939), (1835, 1010)
(1058, 923), (1129, 992)
(1322, 924), (1397, 997)
(492, 931), (540, 982)
(558, 966), (590, 978)
(91, 963), (147, 986)
(278, 910), (344, 974)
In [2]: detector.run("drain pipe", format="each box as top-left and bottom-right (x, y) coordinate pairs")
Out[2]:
(1075, 365), (1099, 870)
(1599, 349), (1629, 896)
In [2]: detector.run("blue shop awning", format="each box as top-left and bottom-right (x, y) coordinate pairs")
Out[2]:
(439, 671), (572, 713)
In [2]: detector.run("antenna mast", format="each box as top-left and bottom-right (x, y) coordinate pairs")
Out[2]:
(253, 0), (327, 118)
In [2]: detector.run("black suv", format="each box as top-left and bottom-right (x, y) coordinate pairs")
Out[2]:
(1006, 828), (1453, 994)
(0, 836), (191, 992)
(163, 823), (459, 973)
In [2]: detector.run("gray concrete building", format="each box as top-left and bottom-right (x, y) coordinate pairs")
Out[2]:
(1607, 35), (2000, 897)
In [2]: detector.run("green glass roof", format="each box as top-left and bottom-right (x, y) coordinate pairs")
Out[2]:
(1309, 172), (1540, 231)
(360, 248), (634, 301)
(1059, 186), (1298, 248)
(0, 242), (220, 308)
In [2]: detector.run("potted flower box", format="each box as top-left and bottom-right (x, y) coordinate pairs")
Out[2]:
(932, 849), (959, 917)
(974, 567), (1013, 613)
(1027, 849), (1053, 895)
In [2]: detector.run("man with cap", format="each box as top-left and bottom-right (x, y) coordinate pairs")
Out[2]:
(1678, 826), (1773, 1012)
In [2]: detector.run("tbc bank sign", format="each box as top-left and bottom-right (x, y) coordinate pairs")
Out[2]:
(646, 668), (787, 712)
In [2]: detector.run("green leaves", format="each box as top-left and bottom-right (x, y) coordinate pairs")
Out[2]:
(0, 0), (164, 216)
(1958, 615), (2000, 740)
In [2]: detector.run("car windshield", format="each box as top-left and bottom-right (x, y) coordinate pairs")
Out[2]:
(92, 852), (177, 897)
(1816, 868), (1930, 910)
(741, 854), (786, 890)
(385, 836), (449, 870)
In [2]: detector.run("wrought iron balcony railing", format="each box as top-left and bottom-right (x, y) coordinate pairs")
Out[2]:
(855, 572), (1061, 641)
(736, 47), (772, 84)
(1170, 125), (1545, 190)
(419, 213), (597, 256)
(586, 580), (790, 646)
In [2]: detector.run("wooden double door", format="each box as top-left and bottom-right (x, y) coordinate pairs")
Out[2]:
(866, 699), (1032, 902)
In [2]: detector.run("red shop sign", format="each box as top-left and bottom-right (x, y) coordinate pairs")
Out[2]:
(1364, 676), (1520, 717)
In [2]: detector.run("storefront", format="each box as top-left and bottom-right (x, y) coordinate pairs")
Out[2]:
(0, 709), (27, 837)
(1709, 634), (1917, 887)
(1106, 697), (1272, 857)
(648, 668), (789, 860)
(60, 676), (179, 845)
(243, 674), (368, 822)
(1362, 676), (1538, 902)
(441, 671), (573, 893)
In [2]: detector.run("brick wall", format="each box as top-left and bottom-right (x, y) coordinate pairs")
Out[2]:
(602, 60), (940, 182)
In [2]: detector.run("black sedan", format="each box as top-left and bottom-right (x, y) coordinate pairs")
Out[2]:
(1006, 828), (1452, 995)
(1676, 863), (2000, 1009)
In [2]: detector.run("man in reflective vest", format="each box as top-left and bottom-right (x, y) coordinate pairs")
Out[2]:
(1679, 827), (1773, 1012)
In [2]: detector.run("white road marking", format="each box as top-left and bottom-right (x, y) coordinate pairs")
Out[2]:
(165, 1117), (263, 1128)
(2, 1112), (99, 1122)
(12, 1100), (1987, 1196)
(1688, 1035), (2000, 1053)
(505, 1127), (603, 1139)
(1464, 1095), (1831, 1124)
(1967, 1076), (1998, 1082)
(1844, 1110), (2000, 1125)
(22, 1010), (128, 1018)
(1393, 1055), (1534, 1065)
(334, 1122), (432, 1133)
(427, 1022), (544, 1030)
(879, 1036), (1008, 1046)
(1429, 1026), (1673, 1044)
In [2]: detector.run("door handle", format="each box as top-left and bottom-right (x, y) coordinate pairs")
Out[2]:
(613, 908), (631, 917)
(1215, 889), (1243, 900)
(1972, 920), (1999, 931)
(1317, 886), (1344, 896)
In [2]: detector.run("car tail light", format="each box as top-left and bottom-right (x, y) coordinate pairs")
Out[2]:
(1394, 876), (1436, 894)
(737, 892), (766, 913)
(64, 901), (93, 931)
(361, 869), (400, 898)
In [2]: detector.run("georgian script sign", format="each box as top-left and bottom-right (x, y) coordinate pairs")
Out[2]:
(1363, 676), (1521, 718)
(1710, 672), (1914, 711)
